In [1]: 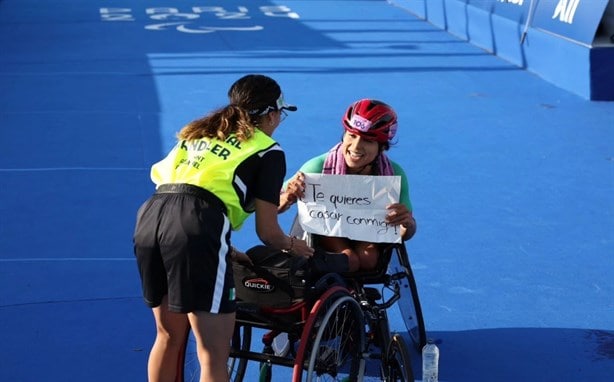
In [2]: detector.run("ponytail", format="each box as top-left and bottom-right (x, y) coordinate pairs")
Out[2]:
(177, 105), (256, 141)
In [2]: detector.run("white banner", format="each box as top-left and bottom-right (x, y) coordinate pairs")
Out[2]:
(297, 174), (402, 243)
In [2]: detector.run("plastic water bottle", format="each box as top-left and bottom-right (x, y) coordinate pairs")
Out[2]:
(422, 341), (439, 382)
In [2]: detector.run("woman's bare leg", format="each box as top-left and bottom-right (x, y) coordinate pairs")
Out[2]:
(188, 311), (236, 382)
(148, 296), (190, 382)
(355, 241), (380, 270)
(318, 236), (360, 272)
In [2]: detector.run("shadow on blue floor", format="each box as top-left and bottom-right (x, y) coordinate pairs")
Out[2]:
(250, 328), (614, 381)
(428, 328), (614, 381)
(1, 1), (613, 381)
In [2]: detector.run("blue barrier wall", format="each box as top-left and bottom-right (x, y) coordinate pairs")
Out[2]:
(390, 0), (614, 100)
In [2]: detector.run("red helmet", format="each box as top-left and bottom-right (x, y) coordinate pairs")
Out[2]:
(342, 99), (398, 144)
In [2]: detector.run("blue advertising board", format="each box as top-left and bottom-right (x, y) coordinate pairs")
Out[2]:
(532, 0), (610, 45)
(391, 0), (613, 99)
(434, 0), (609, 45)
(469, 0), (531, 22)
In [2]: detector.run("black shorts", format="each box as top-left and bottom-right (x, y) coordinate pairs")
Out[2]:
(133, 184), (236, 314)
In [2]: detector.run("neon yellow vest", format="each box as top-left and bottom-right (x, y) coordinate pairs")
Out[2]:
(151, 130), (278, 230)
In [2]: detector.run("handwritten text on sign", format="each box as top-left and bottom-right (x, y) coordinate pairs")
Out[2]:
(297, 174), (401, 243)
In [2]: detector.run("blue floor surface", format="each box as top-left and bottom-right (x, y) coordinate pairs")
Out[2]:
(1, 1), (612, 381)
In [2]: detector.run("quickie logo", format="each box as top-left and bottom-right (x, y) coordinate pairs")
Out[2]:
(552, 0), (581, 24)
(243, 278), (275, 293)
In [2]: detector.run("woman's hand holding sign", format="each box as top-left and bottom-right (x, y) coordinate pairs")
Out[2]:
(386, 203), (416, 240)
(279, 171), (305, 213)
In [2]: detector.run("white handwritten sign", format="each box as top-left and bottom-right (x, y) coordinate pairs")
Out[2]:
(297, 174), (402, 243)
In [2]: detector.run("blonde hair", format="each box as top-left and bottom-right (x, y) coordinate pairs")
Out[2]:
(178, 105), (255, 141)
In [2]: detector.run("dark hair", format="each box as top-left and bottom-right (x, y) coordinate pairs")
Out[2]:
(228, 74), (282, 117)
(340, 131), (392, 151)
(178, 74), (281, 142)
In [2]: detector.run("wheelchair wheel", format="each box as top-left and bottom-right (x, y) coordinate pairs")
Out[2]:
(388, 244), (427, 350)
(293, 288), (366, 381)
(382, 333), (414, 382)
(228, 324), (251, 382)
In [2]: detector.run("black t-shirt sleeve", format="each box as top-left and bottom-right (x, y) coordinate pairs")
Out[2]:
(254, 149), (286, 205)
(234, 146), (286, 209)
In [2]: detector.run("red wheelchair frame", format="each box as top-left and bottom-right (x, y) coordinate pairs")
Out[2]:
(177, 241), (426, 382)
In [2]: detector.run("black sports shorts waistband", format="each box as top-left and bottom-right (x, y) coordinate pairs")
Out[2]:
(155, 183), (227, 215)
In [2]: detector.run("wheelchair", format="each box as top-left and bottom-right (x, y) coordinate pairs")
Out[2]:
(177, 225), (426, 381)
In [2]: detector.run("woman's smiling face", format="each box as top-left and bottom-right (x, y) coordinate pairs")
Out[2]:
(341, 131), (379, 173)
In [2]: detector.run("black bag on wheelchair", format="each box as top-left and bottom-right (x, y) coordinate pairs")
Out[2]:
(232, 245), (349, 308)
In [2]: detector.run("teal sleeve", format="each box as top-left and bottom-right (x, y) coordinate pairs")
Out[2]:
(298, 154), (326, 173)
(392, 161), (412, 212)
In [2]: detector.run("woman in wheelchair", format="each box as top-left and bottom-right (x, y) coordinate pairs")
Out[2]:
(280, 98), (416, 272)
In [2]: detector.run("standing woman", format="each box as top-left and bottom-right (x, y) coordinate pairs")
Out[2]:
(134, 74), (314, 382)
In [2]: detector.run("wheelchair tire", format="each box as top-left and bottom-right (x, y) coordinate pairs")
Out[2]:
(389, 244), (427, 350)
(228, 324), (251, 382)
(179, 329), (198, 382)
(382, 333), (414, 382)
(293, 288), (366, 381)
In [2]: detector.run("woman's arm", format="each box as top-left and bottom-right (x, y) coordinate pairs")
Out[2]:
(255, 198), (314, 257)
(401, 213), (417, 240)
(389, 161), (416, 240)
